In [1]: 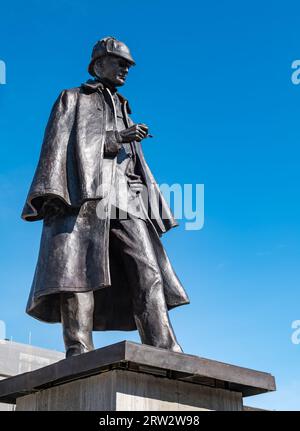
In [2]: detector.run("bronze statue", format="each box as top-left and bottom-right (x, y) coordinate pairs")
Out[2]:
(22, 37), (189, 357)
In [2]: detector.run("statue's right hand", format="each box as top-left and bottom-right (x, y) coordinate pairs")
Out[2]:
(119, 124), (148, 143)
(43, 198), (66, 222)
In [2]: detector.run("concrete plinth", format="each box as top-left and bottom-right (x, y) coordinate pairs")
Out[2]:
(0, 341), (276, 411)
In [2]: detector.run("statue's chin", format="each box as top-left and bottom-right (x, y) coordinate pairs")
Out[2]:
(102, 77), (125, 88)
(115, 78), (125, 87)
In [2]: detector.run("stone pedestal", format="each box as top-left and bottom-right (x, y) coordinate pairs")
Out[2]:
(0, 341), (275, 411)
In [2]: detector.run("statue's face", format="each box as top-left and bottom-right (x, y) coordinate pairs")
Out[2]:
(94, 55), (132, 86)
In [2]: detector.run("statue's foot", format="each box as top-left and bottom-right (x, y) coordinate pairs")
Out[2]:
(65, 343), (94, 358)
(170, 343), (183, 353)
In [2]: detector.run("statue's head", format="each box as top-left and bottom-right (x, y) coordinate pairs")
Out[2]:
(88, 37), (135, 87)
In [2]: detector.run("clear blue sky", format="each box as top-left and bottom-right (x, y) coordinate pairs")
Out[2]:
(1, 0), (300, 410)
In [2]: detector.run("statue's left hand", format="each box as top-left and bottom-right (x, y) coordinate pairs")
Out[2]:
(127, 173), (145, 194)
(129, 182), (144, 194)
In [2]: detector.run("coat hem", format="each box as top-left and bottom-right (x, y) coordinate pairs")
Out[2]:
(31, 283), (110, 300)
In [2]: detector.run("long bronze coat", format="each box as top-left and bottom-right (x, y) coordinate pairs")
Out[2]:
(22, 79), (189, 330)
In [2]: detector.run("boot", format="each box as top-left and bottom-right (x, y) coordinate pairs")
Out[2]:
(60, 291), (95, 357)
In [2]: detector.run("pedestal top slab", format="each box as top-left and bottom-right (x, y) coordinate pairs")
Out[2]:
(0, 341), (276, 404)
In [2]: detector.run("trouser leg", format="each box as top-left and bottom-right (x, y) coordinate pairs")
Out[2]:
(60, 291), (95, 357)
(110, 217), (183, 352)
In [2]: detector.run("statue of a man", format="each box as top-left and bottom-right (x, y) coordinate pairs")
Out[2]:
(22, 37), (190, 357)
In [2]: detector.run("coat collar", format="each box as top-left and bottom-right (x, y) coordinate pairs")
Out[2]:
(81, 79), (132, 113)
